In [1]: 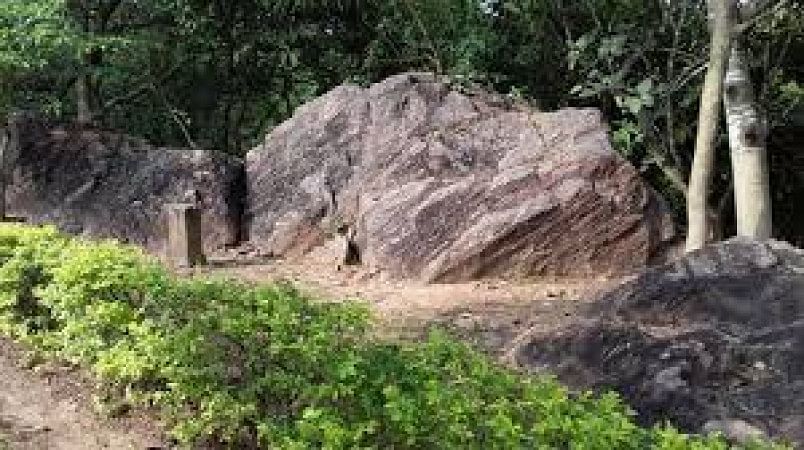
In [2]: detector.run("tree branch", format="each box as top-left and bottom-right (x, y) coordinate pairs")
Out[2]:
(149, 83), (199, 150)
(92, 61), (184, 119)
(402, 0), (443, 75)
(647, 144), (689, 197)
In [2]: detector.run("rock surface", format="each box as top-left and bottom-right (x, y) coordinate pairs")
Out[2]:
(5, 118), (244, 254)
(246, 73), (674, 281)
(517, 238), (804, 445)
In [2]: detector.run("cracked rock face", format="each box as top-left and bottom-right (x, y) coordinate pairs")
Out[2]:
(6, 118), (244, 254)
(246, 73), (674, 281)
(518, 238), (804, 444)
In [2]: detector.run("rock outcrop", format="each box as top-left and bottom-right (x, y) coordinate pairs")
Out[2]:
(518, 238), (804, 444)
(5, 118), (244, 253)
(246, 73), (674, 281)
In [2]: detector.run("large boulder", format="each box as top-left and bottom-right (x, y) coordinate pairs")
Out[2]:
(4, 118), (244, 253)
(246, 73), (674, 281)
(518, 238), (804, 444)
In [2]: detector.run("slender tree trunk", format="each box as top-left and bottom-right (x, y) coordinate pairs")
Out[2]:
(686, 0), (733, 252)
(723, 2), (772, 239)
(75, 4), (93, 125)
(75, 73), (92, 124)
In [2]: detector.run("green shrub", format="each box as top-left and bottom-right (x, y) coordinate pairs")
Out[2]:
(0, 223), (788, 449)
(0, 224), (68, 335)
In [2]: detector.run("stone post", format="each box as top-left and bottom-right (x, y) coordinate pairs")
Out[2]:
(1, 113), (22, 222)
(0, 125), (7, 220)
(164, 203), (205, 268)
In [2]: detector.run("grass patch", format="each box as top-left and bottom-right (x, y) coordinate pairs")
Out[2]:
(0, 223), (787, 449)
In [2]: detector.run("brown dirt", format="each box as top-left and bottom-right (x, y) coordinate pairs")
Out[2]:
(0, 337), (166, 450)
(196, 246), (626, 358)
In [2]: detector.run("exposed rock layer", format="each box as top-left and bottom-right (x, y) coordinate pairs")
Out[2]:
(246, 73), (674, 281)
(5, 118), (244, 253)
(519, 238), (804, 444)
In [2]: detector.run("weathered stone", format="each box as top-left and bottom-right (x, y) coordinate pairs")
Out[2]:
(5, 118), (244, 254)
(165, 203), (205, 268)
(518, 238), (804, 445)
(703, 419), (768, 445)
(246, 73), (675, 281)
(0, 113), (21, 220)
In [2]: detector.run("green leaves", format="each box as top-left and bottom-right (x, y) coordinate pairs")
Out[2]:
(0, 0), (74, 72)
(611, 119), (644, 157)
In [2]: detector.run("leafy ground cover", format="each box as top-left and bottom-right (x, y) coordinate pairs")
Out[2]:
(0, 223), (786, 449)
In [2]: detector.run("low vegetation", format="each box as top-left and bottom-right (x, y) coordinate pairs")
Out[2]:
(0, 223), (785, 449)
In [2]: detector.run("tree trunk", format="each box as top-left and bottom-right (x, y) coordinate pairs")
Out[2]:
(75, 73), (92, 124)
(686, 0), (733, 252)
(723, 2), (772, 239)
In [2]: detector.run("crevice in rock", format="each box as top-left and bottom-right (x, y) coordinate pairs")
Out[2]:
(344, 237), (361, 265)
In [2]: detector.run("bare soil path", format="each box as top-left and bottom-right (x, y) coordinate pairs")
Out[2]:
(198, 247), (626, 357)
(0, 338), (165, 450)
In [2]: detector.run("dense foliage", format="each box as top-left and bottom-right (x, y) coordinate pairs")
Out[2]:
(0, 223), (789, 449)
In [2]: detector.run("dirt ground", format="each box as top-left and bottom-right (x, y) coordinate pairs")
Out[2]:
(197, 246), (626, 358)
(0, 246), (625, 449)
(0, 338), (166, 450)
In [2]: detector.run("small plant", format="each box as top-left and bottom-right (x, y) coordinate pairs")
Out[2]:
(0, 223), (788, 449)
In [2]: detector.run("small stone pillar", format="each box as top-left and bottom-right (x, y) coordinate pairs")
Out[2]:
(165, 203), (205, 268)
(1, 113), (22, 222)
(0, 129), (7, 220)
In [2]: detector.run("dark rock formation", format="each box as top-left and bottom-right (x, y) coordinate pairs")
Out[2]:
(518, 238), (804, 444)
(246, 73), (674, 281)
(5, 118), (244, 253)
